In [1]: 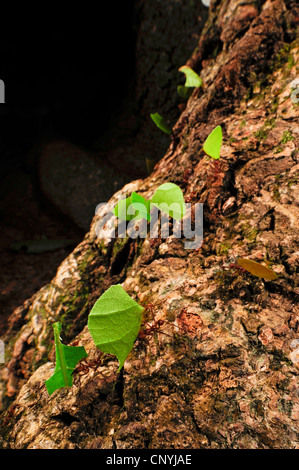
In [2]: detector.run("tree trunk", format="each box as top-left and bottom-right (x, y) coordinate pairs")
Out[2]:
(0, 0), (298, 449)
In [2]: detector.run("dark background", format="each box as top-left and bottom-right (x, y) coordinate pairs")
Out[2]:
(0, 2), (208, 333)
(0, 4), (137, 332)
(0, 4), (136, 153)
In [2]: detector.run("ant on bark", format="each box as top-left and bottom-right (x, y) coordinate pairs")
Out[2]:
(185, 191), (197, 203)
(183, 168), (192, 186)
(136, 303), (180, 346)
(228, 262), (247, 276)
(137, 303), (186, 349)
(2, 404), (18, 426)
(137, 319), (165, 341)
(211, 160), (222, 182)
(137, 303), (165, 342)
(73, 352), (104, 375)
(149, 237), (161, 248)
(222, 252), (248, 277)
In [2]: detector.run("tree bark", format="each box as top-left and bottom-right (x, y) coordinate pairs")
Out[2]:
(0, 0), (298, 449)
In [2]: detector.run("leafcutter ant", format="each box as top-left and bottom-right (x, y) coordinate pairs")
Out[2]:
(149, 237), (161, 248)
(185, 191), (197, 203)
(137, 303), (188, 350)
(224, 251), (248, 277)
(211, 160), (222, 183)
(183, 168), (192, 186)
(74, 352), (103, 375)
(228, 262), (247, 276)
(137, 318), (165, 341)
(2, 404), (18, 427)
(137, 303), (175, 345)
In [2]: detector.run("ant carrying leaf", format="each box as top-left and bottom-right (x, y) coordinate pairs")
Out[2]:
(45, 322), (88, 396)
(202, 125), (223, 187)
(88, 285), (144, 371)
(137, 318), (165, 343)
(177, 66), (202, 101)
(150, 112), (172, 135)
(203, 125), (222, 160)
(113, 183), (186, 224)
(74, 353), (104, 375)
(236, 258), (277, 280)
(178, 66), (202, 89)
(228, 256), (277, 280)
(137, 303), (165, 344)
(137, 303), (186, 351)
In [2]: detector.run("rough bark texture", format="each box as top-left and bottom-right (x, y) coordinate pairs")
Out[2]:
(0, 0), (299, 449)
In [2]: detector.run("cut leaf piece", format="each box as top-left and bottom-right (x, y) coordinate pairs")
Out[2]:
(114, 193), (151, 222)
(87, 285), (144, 370)
(10, 238), (76, 254)
(203, 125), (222, 160)
(146, 158), (156, 174)
(45, 322), (88, 396)
(131, 192), (151, 222)
(150, 113), (172, 135)
(179, 66), (202, 88)
(237, 258), (277, 280)
(177, 85), (193, 100)
(151, 182), (186, 220)
(113, 195), (135, 221)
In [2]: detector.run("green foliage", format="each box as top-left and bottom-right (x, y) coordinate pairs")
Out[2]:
(203, 125), (222, 160)
(177, 85), (193, 100)
(150, 112), (172, 135)
(113, 195), (135, 221)
(151, 182), (186, 220)
(131, 192), (152, 221)
(113, 192), (151, 222)
(113, 183), (186, 223)
(179, 66), (202, 88)
(87, 285), (144, 370)
(45, 322), (87, 396)
(146, 158), (156, 175)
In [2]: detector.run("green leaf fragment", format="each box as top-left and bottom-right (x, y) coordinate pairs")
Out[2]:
(45, 322), (87, 396)
(87, 285), (144, 370)
(146, 158), (156, 175)
(150, 113), (172, 135)
(10, 238), (76, 254)
(114, 193), (151, 221)
(177, 85), (193, 100)
(151, 182), (186, 220)
(131, 192), (151, 222)
(203, 125), (222, 160)
(113, 184), (186, 224)
(113, 195), (135, 221)
(179, 66), (202, 88)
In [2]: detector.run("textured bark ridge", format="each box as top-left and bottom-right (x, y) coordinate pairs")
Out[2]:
(1, 0), (299, 449)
